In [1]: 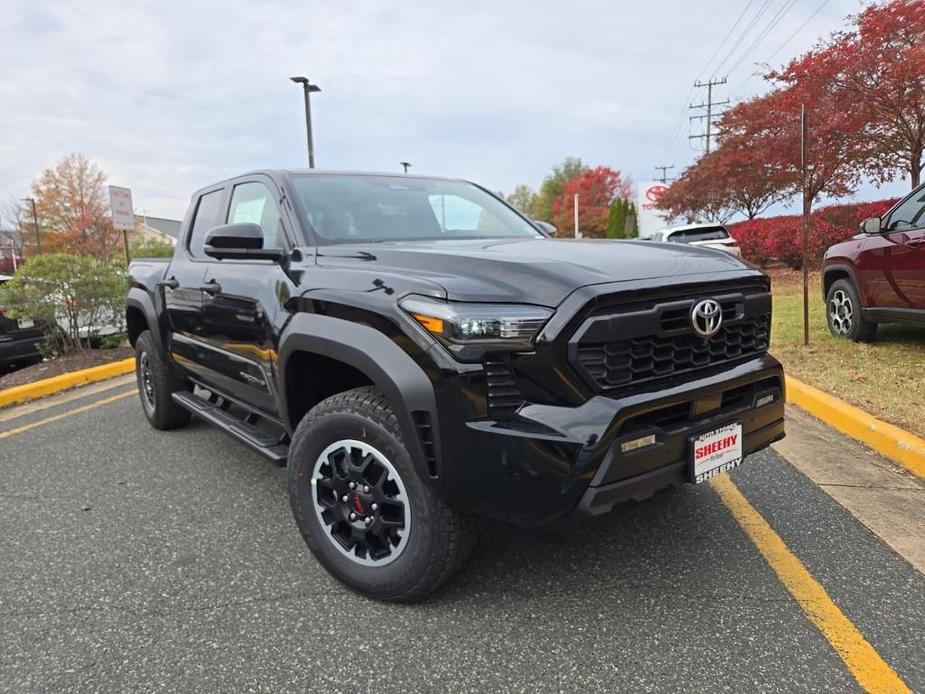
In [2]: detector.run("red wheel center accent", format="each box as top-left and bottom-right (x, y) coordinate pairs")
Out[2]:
(352, 494), (367, 515)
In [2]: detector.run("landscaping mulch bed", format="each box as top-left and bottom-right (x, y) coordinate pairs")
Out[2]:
(0, 346), (134, 390)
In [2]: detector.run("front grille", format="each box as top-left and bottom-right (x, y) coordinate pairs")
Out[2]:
(570, 287), (771, 392)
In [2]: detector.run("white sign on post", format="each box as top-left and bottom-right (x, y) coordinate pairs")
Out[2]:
(637, 181), (669, 239)
(109, 186), (135, 232)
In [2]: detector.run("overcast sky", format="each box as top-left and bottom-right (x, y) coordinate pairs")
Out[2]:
(0, 0), (905, 221)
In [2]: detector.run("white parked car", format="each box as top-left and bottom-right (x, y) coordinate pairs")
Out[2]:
(647, 223), (741, 257)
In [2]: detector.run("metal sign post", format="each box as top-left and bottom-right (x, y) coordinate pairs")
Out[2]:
(109, 186), (135, 265)
(800, 105), (810, 347)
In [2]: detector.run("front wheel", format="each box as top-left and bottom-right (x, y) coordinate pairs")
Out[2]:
(134, 330), (191, 430)
(288, 386), (479, 602)
(826, 279), (877, 342)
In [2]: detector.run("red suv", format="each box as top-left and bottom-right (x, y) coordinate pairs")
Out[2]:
(823, 186), (925, 341)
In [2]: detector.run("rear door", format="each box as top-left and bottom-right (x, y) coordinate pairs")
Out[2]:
(197, 175), (297, 415)
(163, 186), (225, 381)
(862, 187), (925, 311)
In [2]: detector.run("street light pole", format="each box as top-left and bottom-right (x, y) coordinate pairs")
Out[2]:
(21, 197), (41, 255)
(399, 161), (412, 174)
(290, 76), (321, 168)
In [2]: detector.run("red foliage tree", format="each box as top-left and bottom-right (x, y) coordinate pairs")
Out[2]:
(831, 0), (925, 188)
(722, 48), (866, 227)
(657, 144), (789, 223)
(550, 167), (632, 238)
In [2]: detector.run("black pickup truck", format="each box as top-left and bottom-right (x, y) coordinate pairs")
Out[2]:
(127, 170), (785, 601)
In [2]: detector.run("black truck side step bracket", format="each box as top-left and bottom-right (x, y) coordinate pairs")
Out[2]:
(171, 391), (289, 464)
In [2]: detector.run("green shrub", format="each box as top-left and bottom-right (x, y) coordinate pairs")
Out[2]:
(131, 237), (175, 259)
(0, 253), (126, 354)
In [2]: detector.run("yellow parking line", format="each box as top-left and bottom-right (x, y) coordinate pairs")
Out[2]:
(711, 474), (910, 694)
(0, 390), (136, 440)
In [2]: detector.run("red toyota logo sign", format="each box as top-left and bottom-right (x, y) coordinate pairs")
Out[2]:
(646, 185), (668, 203)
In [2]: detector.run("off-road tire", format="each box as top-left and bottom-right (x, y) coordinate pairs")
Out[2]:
(134, 330), (191, 430)
(288, 386), (479, 602)
(826, 278), (877, 342)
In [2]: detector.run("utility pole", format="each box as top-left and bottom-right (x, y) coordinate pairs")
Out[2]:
(573, 193), (580, 239)
(689, 78), (729, 154)
(21, 197), (41, 255)
(654, 165), (674, 184)
(290, 76), (321, 168)
(399, 161), (412, 174)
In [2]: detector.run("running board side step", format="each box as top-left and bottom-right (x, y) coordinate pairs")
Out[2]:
(172, 391), (289, 464)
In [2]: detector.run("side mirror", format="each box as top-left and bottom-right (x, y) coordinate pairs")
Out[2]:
(203, 223), (286, 261)
(860, 216), (882, 235)
(533, 221), (557, 237)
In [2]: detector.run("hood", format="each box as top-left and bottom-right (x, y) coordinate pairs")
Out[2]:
(315, 237), (757, 306)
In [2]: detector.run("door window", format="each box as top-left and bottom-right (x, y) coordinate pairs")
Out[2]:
(885, 189), (925, 232)
(187, 189), (225, 259)
(227, 182), (282, 248)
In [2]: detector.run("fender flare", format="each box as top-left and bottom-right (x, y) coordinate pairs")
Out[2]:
(126, 288), (165, 355)
(277, 313), (440, 485)
(822, 263), (859, 300)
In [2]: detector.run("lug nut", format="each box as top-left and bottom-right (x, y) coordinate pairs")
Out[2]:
(371, 503), (378, 511)
(364, 516), (373, 525)
(341, 495), (349, 503)
(348, 482), (357, 490)
(363, 485), (370, 493)
(349, 512), (357, 521)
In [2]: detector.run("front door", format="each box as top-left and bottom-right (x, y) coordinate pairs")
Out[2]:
(198, 178), (296, 416)
(163, 187), (225, 381)
(864, 187), (925, 310)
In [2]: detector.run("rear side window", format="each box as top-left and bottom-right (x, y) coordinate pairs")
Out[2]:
(187, 189), (224, 259)
(668, 228), (729, 243)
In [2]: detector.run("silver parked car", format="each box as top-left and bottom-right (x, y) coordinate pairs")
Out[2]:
(647, 223), (741, 257)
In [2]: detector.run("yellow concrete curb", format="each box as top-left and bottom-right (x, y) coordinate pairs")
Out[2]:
(786, 374), (925, 479)
(0, 357), (135, 410)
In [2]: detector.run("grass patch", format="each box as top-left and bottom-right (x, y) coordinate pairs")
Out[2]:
(768, 269), (925, 438)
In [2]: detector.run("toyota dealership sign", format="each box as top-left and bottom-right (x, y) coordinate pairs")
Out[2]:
(637, 181), (669, 239)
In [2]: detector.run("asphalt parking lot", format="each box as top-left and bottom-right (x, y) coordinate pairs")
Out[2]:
(2, 378), (923, 693)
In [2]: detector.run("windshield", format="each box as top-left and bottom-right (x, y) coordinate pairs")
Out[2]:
(290, 174), (541, 244)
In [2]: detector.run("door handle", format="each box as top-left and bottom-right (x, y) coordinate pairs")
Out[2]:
(158, 277), (180, 290)
(199, 280), (222, 295)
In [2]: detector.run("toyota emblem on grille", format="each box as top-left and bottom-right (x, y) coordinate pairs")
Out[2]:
(691, 299), (722, 338)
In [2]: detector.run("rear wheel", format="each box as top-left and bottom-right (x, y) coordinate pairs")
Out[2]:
(288, 386), (479, 602)
(134, 330), (191, 430)
(826, 279), (877, 342)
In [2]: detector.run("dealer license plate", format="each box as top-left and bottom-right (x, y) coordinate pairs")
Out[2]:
(692, 422), (743, 483)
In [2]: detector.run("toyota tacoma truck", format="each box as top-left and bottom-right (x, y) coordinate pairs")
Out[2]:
(126, 170), (785, 601)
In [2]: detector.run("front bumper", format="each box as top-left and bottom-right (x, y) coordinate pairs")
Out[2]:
(438, 354), (785, 526)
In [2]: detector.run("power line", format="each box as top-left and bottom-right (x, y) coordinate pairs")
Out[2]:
(725, 0), (798, 78)
(730, 0), (833, 96)
(689, 78), (729, 154)
(711, 0), (774, 78)
(698, 0), (758, 78)
(659, 0), (760, 163)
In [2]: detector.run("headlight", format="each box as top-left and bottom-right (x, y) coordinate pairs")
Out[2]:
(399, 295), (552, 361)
